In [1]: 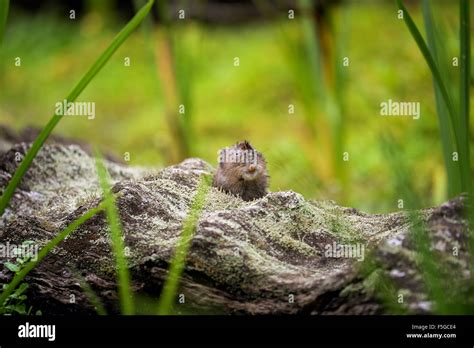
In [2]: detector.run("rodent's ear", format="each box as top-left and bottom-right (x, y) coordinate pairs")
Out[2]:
(237, 140), (253, 150)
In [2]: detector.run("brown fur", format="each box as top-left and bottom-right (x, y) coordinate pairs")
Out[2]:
(213, 141), (269, 201)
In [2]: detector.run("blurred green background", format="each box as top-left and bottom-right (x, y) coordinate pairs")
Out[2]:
(0, 0), (473, 213)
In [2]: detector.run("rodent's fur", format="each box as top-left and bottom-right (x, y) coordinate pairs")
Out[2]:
(212, 141), (269, 201)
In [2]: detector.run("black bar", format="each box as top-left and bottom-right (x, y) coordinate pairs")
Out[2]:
(0, 315), (473, 347)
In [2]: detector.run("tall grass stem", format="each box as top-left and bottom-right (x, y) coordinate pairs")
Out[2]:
(95, 152), (134, 315)
(157, 175), (210, 315)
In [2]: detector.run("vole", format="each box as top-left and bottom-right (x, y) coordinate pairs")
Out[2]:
(212, 140), (269, 201)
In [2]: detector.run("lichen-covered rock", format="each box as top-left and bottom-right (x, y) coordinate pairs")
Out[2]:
(0, 143), (470, 314)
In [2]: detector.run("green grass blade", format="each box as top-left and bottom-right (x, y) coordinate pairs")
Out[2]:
(157, 175), (210, 315)
(396, 0), (461, 166)
(380, 134), (418, 208)
(0, 203), (105, 307)
(153, 0), (194, 161)
(459, 0), (471, 194)
(75, 271), (108, 315)
(95, 152), (134, 315)
(422, 0), (461, 197)
(0, 0), (154, 217)
(380, 134), (449, 313)
(333, 4), (350, 201)
(358, 257), (409, 314)
(297, 0), (323, 99)
(460, 0), (474, 280)
(408, 211), (450, 313)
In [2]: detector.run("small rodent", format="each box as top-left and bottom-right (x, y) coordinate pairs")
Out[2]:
(213, 140), (269, 201)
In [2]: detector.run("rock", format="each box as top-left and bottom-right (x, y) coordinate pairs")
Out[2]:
(0, 125), (124, 163)
(0, 142), (470, 314)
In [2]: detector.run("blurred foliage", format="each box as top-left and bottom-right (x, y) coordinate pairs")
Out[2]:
(0, 0), (473, 213)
